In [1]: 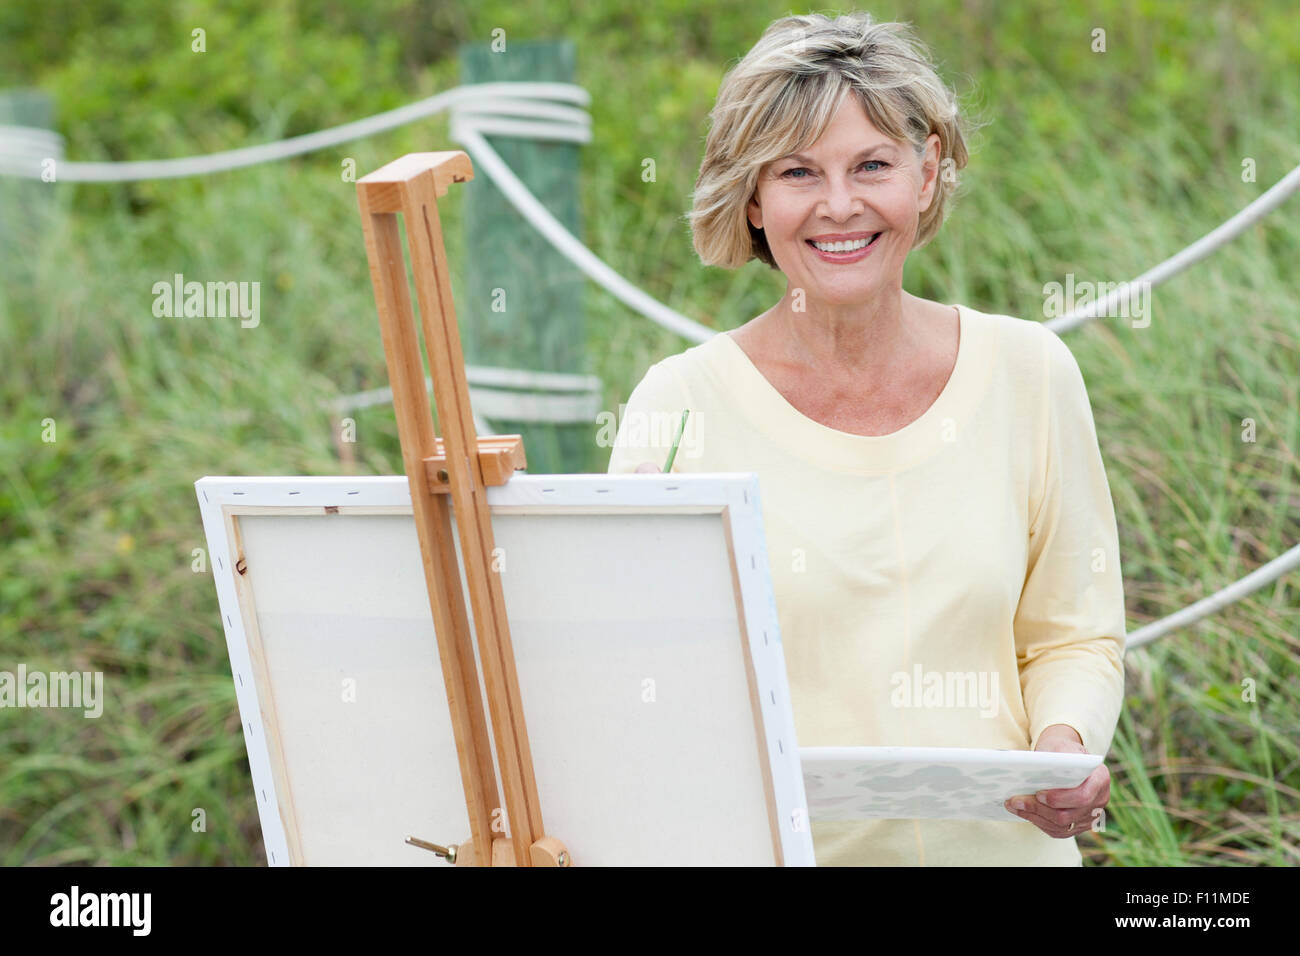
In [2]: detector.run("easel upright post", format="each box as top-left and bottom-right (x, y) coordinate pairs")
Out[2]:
(356, 151), (566, 867)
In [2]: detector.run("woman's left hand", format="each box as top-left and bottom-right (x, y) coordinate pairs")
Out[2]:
(1004, 723), (1110, 838)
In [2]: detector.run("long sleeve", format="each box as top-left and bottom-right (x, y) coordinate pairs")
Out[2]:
(605, 359), (694, 475)
(1014, 329), (1127, 756)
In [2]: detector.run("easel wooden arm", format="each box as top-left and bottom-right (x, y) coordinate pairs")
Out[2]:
(425, 435), (527, 493)
(356, 151), (570, 867)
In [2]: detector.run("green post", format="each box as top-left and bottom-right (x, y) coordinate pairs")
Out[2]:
(459, 40), (591, 474)
(0, 89), (61, 286)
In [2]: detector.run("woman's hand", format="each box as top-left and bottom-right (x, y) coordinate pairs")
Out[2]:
(634, 462), (662, 473)
(1004, 723), (1111, 838)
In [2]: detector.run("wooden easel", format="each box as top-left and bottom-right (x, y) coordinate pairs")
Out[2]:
(356, 152), (570, 867)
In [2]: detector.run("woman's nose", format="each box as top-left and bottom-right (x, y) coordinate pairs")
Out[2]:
(817, 175), (865, 222)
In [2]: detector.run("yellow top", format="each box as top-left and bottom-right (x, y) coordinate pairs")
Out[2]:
(605, 303), (1127, 866)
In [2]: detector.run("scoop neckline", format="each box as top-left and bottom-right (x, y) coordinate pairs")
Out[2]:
(712, 303), (981, 473)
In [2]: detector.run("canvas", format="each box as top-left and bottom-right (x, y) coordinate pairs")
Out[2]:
(195, 473), (815, 866)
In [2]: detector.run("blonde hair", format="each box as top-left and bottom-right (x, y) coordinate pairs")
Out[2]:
(688, 12), (977, 269)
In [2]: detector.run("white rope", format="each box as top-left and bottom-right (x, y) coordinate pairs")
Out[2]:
(0, 123), (65, 173)
(0, 79), (712, 343)
(331, 366), (601, 414)
(450, 96), (592, 144)
(450, 123), (714, 344)
(0, 83), (588, 181)
(1046, 164), (1300, 334)
(1127, 542), (1300, 649)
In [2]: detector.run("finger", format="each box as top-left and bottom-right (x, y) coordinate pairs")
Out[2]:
(1011, 792), (1080, 827)
(1036, 765), (1110, 810)
(1003, 794), (1053, 824)
(1010, 797), (1086, 837)
(634, 462), (662, 473)
(1004, 798), (1055, 834)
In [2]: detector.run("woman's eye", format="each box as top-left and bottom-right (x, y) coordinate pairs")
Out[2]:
(780, 161), (888, 179)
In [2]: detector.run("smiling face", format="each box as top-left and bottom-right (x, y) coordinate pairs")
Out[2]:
(747, 92), (942, 308)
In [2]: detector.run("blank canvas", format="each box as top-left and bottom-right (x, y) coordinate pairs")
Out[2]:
(195, 473), (814, 866)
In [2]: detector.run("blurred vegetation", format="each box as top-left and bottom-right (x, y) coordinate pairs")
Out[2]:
(0, 0), (1296, 865)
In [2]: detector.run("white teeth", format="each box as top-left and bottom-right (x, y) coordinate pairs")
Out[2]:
(811, 234), (877, 252)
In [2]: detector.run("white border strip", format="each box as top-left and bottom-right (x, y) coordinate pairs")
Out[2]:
(193, 480), (292, 865)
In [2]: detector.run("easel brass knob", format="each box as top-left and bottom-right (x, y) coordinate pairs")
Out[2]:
(405, 834), (458, 863)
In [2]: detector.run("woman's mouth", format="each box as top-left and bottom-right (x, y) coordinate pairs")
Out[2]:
(805, 232), (882, 263)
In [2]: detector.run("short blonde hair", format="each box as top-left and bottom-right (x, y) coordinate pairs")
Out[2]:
(689, 12), (976, 269)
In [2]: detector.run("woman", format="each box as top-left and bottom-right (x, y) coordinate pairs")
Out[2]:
(606, 12), (1126, 865)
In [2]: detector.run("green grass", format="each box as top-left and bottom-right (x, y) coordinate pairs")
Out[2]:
(1, 0), (1297, 865)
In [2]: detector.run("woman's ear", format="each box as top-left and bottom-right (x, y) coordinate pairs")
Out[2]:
(747, 192), (762, 230)
(917, 133), (942, 213)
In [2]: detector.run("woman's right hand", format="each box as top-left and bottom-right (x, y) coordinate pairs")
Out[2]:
(634, 462), (662, 473)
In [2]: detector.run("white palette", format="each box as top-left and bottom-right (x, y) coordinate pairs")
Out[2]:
(802, 746), (1102, 821)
